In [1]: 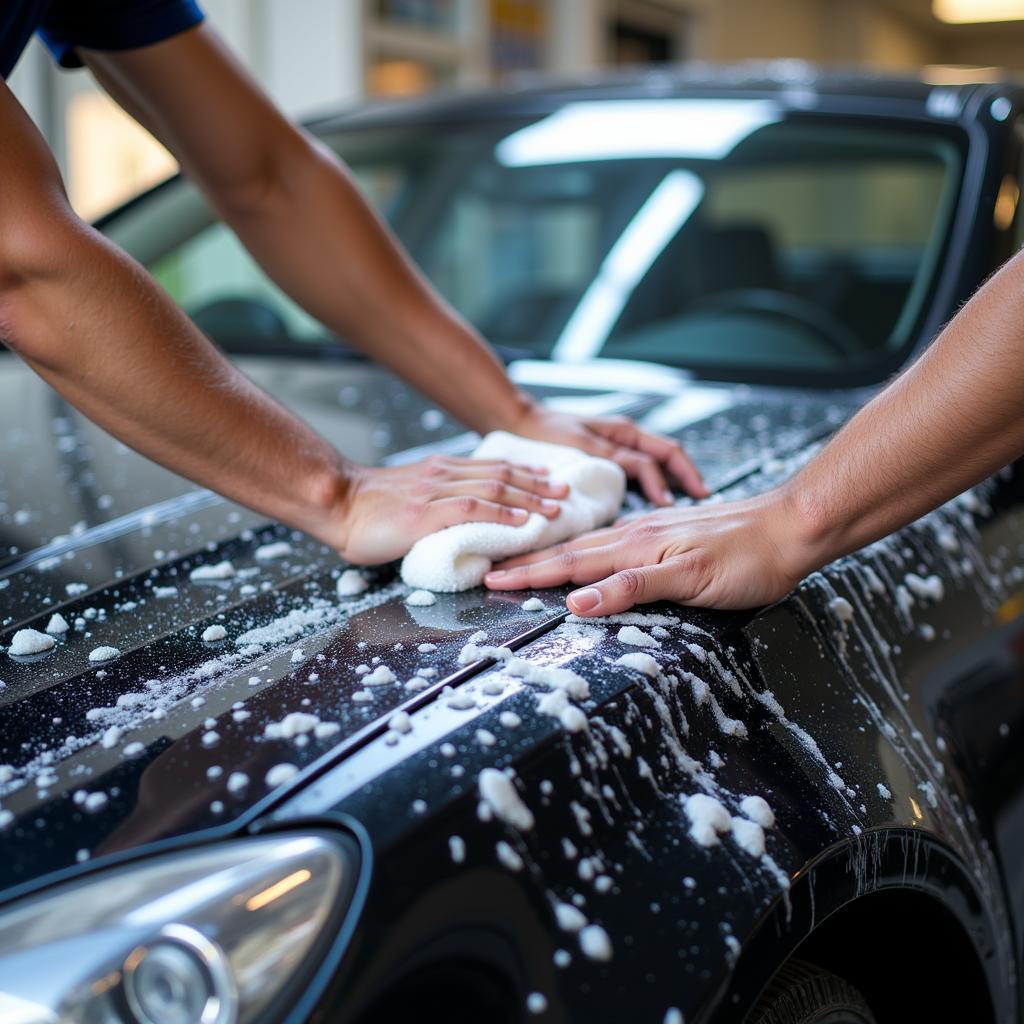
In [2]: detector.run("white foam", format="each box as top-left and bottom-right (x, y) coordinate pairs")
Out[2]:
(478, 768), (534, 830)
(8, 629), (56, 656)
(683, 793), (731, 846)
(405, 589), (437, 606)
(364, 665), (396, 686)
(336, 569), (369, 597)
(615, 652), (660, 677)
(522, 597), (546, 611)
(579, 924), (613, 961)
(45, 613), (69, 635)
(617, 625), (659, 648)
(255, 541), (293, 560)
(739, 795), (775, 829)
(264, 712), (320, 739)
(88, 646), (120, 663)
(904, 572), (944, 603)
(202, 625), (227, 643)
(265, 763), (299, 787)
(190, 561), (235, 582)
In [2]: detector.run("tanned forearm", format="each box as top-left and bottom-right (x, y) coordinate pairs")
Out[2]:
(82, 28), (533, 437)
(213, 137), (533, 434)
(784, 251), (1024, 575)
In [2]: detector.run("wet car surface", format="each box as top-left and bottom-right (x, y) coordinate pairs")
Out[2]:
(2, 66), (1024, 1024)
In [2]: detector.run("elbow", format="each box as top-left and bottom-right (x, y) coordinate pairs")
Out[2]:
(0, 204), (95, 363)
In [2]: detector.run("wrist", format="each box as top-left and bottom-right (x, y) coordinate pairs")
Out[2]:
(474, 389), (539, 435)
(303, 457), (361, 552)
(768, 478), (843, 582)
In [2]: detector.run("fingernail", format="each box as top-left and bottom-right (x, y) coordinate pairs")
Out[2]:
(485, 570), (506, 580)
(541, 499), (559, 512)
(663, 490), (675, 505)
(570, 587), (601, 612)
(512, 508), (528, 520)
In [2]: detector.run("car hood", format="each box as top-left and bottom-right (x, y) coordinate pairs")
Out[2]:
(0, 354), (855, 898)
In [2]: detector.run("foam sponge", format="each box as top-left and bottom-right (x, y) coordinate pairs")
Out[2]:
(400, 431), (626, 593)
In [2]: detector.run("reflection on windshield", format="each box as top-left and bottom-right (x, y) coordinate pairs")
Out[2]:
(553, 170), (704, 361)
(106, 102), (962, 385)
(496, 99), (782, 165)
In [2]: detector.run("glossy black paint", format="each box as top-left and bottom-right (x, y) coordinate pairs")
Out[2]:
(1, 68), (1024, 1024)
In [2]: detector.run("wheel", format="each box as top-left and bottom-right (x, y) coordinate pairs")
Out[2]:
(746, 959), (877, 1024)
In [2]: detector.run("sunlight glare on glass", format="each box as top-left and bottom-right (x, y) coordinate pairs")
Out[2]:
(496, 99), (781, 167)
(552, 170), (704, 363)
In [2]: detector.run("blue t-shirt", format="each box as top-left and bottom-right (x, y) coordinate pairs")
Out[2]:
(1, 0), (204, 79)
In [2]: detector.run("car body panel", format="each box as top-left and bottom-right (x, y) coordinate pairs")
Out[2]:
(2, 66), (1024, 1023)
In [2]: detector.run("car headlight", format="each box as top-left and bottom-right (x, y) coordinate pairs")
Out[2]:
(0, 831), (358, 1024)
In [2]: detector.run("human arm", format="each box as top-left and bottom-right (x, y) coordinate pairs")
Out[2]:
(0, 75), (567, 562)
(80, 24), (706, 503)
(485, 250), (1024, 613)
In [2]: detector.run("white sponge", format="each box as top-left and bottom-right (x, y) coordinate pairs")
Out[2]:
(400, 431), (625, 593)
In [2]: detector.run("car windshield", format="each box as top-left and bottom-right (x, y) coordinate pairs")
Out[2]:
(103, 98), (963, 385)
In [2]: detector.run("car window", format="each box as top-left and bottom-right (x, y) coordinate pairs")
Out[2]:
(102, 102), (963, 384)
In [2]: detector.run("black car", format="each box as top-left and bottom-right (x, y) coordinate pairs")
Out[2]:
(0, 63), (1022, 1024)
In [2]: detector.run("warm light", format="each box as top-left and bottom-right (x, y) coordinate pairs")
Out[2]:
(933, 0), (1024, 23)
(994, 176), (1019, 231)
(909, 798), (923, 821)
(67, 91), (177, 220)
(368, 59), (435, 97)
(496, 99), (781, 167)
(245, 868), (311, 911)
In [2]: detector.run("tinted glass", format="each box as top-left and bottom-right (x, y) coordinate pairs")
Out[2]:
(104, 99), (962, 381)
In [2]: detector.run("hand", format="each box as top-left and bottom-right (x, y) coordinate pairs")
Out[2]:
(337, 455), (569, 564)
(506, 406), (708, 506)
(483, 490), (814, 613)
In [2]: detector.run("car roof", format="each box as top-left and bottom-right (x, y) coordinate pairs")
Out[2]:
(308, 60), (1024, 133)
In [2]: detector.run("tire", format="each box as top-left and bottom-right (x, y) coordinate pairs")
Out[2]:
(746, 959), (877, 1024)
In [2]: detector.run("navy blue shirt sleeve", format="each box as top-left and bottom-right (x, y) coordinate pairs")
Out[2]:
(39, 0), (204, 69)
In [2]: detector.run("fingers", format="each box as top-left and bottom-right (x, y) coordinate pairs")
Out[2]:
(590, 419), (709, 500)
(425, 495), (533, 533)
(438, 480), (562, 519)
(610, 446), (673, 507)
(567, 559), (690, 616)
(431, 457), (569, 499)
(484, 542), (619, 590)
(487, 527), (618, 573)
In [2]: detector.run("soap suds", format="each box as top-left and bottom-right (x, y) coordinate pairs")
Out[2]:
(265, 763), (299, 787)
(405, 589), (437, 606)
(683, 793), (731, 847)
(579, 924), (613, 961)
(202, 624), (227, 643)
(739, 795), (775, 829)
(88, 645), (120, 663)
(8, 629), (56, 657)
(45, 613), (69, 635)
(189, 560), (235, 582)
(615, 652), (660, 677)
(364, 665), (396, 686)
(336, 569), (369, 597)
(617, 625), (659, 648)
(522, 597), (546, 611)
(255, 541), (292, 560)
(478, 768), (535, 830)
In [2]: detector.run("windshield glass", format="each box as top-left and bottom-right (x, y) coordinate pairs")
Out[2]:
(103, 99), (963, 384)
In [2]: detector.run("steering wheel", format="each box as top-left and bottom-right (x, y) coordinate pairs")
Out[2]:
(686, 288), (862, 358)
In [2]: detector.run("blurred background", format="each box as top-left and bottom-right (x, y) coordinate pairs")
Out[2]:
(7, 0), (1024, 222)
